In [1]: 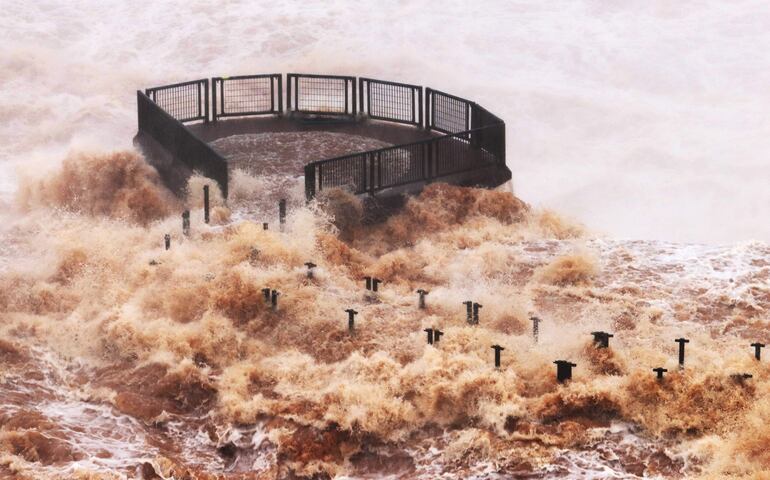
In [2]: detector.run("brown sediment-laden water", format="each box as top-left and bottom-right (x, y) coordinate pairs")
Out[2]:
(1, 149), (769, 479)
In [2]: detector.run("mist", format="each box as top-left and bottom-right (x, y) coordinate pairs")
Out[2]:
(1, 1), (769, 241)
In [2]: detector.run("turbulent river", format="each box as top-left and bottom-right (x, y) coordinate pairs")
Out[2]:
(1, 151), (769, 478)
(2, 1), (770, 478)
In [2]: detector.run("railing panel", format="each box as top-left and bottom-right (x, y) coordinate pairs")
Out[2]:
(427, 88), (471, 134)
(316, 154), (368, 194)
(376, 143), (425, 189)
(360, 77), (422, 126)
(433, 128), (498, 178)
(145, 79), (208, 123)
(212, 74), (282, 120)
(137, 91), (228, 197)
(287, 73), (356, 115)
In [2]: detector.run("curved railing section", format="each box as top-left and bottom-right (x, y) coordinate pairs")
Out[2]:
(136, 74), (507, 201)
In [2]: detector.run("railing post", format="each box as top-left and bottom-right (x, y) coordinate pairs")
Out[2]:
(358, 78), (365, 115)
(351, 78), (357, 116)
(368, 153), (375, 194)
(203, 185), (210, 224)
(211, 78), (218, 122)
(277, 74), (283, 113)
(417, 87), (423, 127)
(304, 164), (316, 200)
(203, 79), (209, 123)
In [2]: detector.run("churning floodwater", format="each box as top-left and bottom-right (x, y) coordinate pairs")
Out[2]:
(1, 1), (770, 479)
(2, 0), (770, 242)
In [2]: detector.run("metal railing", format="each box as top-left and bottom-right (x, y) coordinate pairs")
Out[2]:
(212, 74), (282, 121)
(138, 73), (507, 202)
(137, 90), (228, 197)
(287, 73), (357, 115)
(145, 79), (209, 124)
(359, 77), (422, 126)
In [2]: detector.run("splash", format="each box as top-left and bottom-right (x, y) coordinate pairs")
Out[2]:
(2, 152), (769, 478)
(16, 150), (178, 225)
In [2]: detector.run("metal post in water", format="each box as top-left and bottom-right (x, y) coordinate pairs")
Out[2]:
(279, 199), (286, 230)
(433, 329), (444, 344)
(731, 373), (753, 384)
(182, 210), (190, 236)
(591, 331), (614, 349)
(751, 342), (765, 361)
(472, 303), (482, 325)
(675, 338), (689, 368)
(531, 316), (541, 343)
(492, 345), (504, 368)
(424, 328), (434, 345)
(463, 301), (473, 323)
(416, 289), (428, 309)
(203, 185), (210, 224)
(305, 262), (317, 278)
(554, 360), (576, 383)
(262, 288), (271, 302)
(371, 278), (382, 292)
(263, 222), (268, 230)
(270, 290), (280, 310)
(164, 234), (170, 250)
(653, 367), (668, 381)
(364, 276), (372, 291)
(345, 309), (358, 332)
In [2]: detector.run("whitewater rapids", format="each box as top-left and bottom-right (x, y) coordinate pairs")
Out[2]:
(0, 150), (769, 478)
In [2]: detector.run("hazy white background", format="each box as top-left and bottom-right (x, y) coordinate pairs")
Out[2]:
(1, 0), (768, 243)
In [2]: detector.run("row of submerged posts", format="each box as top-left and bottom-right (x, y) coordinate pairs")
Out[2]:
(165, 189), (767, 384)
(137, 72), (510, 202)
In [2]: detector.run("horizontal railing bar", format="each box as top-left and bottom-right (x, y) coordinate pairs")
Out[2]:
(213, 74), (281, 81)
(427, 87), (473, 105)
(288, 73), (356, 81)
(360, 77), (421, 90)
(146, 78), (208, 93)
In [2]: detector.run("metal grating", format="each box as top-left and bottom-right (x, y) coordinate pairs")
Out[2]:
(288, 74), (355, 115)
(361, 78), (421, 125)
(429, 89), (470, 134)
(212, 74), (282, 120)
(146, 79), (207, 123)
